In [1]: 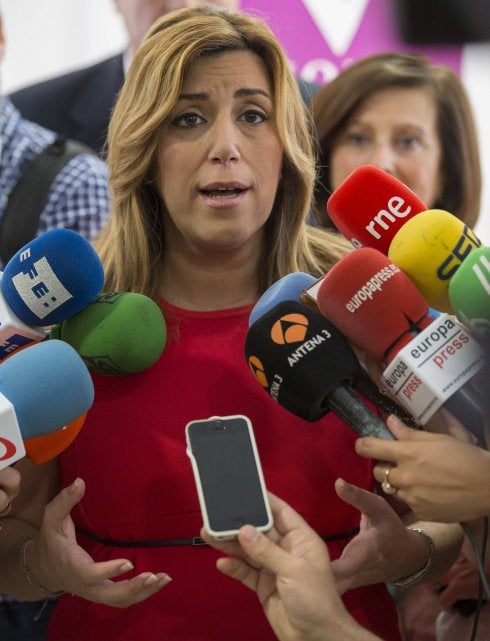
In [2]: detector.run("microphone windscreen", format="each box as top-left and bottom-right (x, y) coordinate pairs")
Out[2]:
(388, 209), (482, 312)
(0, 339), (94, 439)
(24, 413), (86, 464)
(249, 272), (317, 326)
(52, 292), (166, 375)
(316, 247), (431, 362)
(327, 165), (427, 254)
(448, 246), (490, 336)
(245, 300), (361, 421)
(2, 229), (104, 326)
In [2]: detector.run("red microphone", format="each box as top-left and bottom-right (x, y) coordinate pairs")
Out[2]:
(314, 248), (485, 431)
(327, 165), (426, 254)
(314, 248), (432, 363)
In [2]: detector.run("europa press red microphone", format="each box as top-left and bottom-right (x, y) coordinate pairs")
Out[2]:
(312, 248), (486, 435)
(326, 165), (427, 254)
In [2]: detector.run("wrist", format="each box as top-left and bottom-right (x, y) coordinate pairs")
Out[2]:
(20, 538), (62, 597)
(389, 528), (434, 587)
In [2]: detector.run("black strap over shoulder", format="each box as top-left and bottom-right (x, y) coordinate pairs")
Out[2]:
(0, 134), (96, 264)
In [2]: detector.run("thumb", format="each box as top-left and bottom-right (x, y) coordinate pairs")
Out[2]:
(43, 477), (85, 529)
(334, 478), (385, 518)
(238, 525), (293, 576)
(385, 414), (420, 439)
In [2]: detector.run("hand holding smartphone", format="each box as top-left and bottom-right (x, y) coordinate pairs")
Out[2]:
(185, 414), (273, 540)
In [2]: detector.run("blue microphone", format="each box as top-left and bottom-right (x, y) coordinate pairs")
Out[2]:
(0, 339), (94, 469)
(1, 229), (104, 327)
(249, 272), (317, 327)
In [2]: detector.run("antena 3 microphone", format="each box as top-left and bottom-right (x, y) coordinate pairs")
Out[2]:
(245, 300), (395, 439)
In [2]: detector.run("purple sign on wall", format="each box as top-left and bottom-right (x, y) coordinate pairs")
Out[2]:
(240, 0), (463, 84)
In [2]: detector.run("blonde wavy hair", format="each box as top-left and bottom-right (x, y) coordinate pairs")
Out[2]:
(97, 5), (350, 298)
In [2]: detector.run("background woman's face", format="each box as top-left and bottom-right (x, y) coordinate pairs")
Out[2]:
(330, 86), (442, 208)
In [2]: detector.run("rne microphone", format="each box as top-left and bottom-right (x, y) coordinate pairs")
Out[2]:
(388, 209), (482, 313)
(0, 339), (94, 469)
(245, 300), (395, 440)
(49, 292), (167, 375)
(315, 248), (486, 430)
(448, 246), (490, 339)
(326, 165), (426, 254)
(1, 229), (104, 328)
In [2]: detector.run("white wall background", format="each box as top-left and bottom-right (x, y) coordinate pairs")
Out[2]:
(1, 0), (489, 243)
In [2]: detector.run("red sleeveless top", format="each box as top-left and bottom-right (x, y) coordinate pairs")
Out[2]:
(50, 301), (401, 641)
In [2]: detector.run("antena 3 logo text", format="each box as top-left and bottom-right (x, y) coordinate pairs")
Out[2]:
(271, 313), (331, 367)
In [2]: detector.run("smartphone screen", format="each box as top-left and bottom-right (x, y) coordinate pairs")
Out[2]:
(186, 415), (272, 539)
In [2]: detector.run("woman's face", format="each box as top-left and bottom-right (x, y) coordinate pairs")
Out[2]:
(156, 49), (283, 256)
(330, 86), (442, 208)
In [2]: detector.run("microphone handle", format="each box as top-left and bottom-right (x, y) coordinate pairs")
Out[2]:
(326, 385), (395, 440)
(356, 369), (423, 430)
(444, 381), (486, 445)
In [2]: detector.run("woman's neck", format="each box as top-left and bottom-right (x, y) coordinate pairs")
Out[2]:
(159, 246), (261, 311)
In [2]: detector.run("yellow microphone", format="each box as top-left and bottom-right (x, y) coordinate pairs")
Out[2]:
(388, 209), (482, 312)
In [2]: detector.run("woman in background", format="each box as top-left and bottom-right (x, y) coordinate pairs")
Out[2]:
(310, 52), (481, 230)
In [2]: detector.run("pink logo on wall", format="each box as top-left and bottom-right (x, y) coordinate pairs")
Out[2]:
(240, 0), (463, 83)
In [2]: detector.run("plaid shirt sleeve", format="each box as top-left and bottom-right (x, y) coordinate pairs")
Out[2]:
(37, 153), (111, 241)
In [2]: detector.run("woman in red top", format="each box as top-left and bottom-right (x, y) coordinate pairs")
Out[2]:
(0, 7), (462, 641)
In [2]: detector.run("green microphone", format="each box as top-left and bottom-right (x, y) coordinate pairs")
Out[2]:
(448, 246), (490, 338)
(49, 292), (166, 375)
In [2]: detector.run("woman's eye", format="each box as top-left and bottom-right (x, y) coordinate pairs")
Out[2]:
(346, 132), (370, 146)
(238, 110), (268, 124)
(172, 112), (205, 128)
(397, 136), (421, 150)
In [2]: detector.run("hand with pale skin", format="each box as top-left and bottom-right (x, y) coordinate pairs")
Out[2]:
(0, 466), (21, 516)
(328, 478), (434, 592)
(16, 478), (172, 607)
(201, 492), (381, 641)
(355, 413), (490, 523)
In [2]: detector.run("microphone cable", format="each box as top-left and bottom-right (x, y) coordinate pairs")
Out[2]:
(461, 517), (489, 641)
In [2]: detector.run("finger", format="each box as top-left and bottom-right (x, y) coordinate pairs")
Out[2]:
(334, 478), (388, 518)
(43, 477), (86, 530)
(235, 524), (297, 578)
(88, 571), (172, 608)
(355, 415), (417, 461)
(0, 466), (21, 497)
(216, 555), (260, 592)
(0, 494), (11, 515)
(199, 527), (244, 557)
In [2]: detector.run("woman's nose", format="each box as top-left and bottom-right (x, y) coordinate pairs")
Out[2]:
(367, 144), (396, 175)
(207, 121), (241, 164)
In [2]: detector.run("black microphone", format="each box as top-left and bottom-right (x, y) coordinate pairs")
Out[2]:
(245, 300), (395, 439)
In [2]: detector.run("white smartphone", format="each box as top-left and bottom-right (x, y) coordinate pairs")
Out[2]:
(185, 414), (273, 540)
